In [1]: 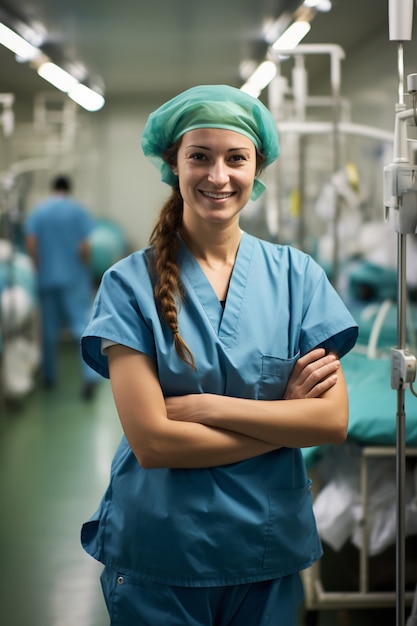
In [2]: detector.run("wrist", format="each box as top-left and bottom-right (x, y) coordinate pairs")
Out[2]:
(200, 393), (216, 425)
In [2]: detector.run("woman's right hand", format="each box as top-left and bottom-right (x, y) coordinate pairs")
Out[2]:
(283, 348), (340, 400)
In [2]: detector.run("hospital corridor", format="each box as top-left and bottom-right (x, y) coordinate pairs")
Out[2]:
(0, 342), (413, 626)
(2, 344), (303, 626)
(1, 1), (417, 625)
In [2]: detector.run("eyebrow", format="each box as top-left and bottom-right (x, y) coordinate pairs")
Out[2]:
(185, 144), (252, 152)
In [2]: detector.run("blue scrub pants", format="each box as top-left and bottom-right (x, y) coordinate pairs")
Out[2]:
(100, 567), (304, 626)
(39, 281), (98, 384)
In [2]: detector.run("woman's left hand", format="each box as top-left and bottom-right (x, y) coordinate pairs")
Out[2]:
(283, 348), (339, 400)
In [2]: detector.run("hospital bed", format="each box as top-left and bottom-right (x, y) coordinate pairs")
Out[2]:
(300, 295), (417, 624)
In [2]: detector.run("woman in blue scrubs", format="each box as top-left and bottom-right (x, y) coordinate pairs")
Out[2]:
(81, 85), (358, 625)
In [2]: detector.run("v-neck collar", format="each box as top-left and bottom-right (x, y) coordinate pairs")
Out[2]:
(178, 232), (255, 343)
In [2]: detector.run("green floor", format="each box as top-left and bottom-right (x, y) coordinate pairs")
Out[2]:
(0, 342), (412, 626)
(0, 341), (118, 626)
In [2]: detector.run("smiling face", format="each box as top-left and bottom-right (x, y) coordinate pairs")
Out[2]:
(172, 128), (257, 229)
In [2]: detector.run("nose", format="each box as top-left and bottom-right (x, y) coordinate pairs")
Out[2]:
(207, 159), (230, 186)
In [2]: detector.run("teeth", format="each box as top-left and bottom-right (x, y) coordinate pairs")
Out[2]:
(202, 191), (233, 199)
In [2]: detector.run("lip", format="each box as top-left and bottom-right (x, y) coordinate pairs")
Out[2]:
(200, 190), (235, 200)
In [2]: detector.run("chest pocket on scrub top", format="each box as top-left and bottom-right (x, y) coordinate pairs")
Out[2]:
(259, 353), (300, 400)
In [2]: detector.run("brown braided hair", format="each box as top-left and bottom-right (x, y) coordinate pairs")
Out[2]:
(149, 185), (196, 368)
(149, 139), (267, 369)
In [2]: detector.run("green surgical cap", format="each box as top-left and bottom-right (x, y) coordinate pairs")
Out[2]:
(141, 85), (280, 201)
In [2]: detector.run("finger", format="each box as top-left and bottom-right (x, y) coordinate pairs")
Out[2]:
(292, 350), (336, 378)
(309, 358), (340, 379)
(294, 353), (339, 386)
(301, 360), (339, 390)
(305, 373), (338, 398)
(296, 348), (326, 369)
(290, 353), (321, 380)
(290, 357), (340, 397)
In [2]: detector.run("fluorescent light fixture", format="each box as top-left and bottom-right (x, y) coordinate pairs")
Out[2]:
(68, 83), (105, 112)
(272, 20), (311, 50)
(304, 0), (332, 11)
(241, 60), (277, 97)
(37, 62), (78, 92)
(0, 22), (40, 61)
(0, 21), (105, 113)
(38, 62), (105, 111)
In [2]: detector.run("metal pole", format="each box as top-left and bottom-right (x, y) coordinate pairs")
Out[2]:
(396, 232), (407, 626)
(390, 3), (413, 610)
(330, 46), (342, 289)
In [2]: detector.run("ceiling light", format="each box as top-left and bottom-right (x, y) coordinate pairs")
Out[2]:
(0, 22), (40, 61)
(68, 83), (105, 112)
(0, 19), (105, 112)
(37, 62), (78, 92)
(240, 60), (277, 97)
(272, 20), (311, 50)
(303, 0), (332, 11)
(38, 62), (105, 111)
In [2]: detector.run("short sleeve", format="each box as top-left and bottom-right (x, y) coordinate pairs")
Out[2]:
(299, 257), (358, 359)
(81, 258), (156, 378)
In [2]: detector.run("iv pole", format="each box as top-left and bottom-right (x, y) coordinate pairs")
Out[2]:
(385, 2), (417, 625)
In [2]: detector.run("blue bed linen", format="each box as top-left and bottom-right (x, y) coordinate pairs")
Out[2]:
(302, 350), (417, 469)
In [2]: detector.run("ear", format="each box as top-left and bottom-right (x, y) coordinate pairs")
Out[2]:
(171, 164), (178, 176)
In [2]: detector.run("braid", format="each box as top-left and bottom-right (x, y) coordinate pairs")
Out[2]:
(149, 186), (196, 369)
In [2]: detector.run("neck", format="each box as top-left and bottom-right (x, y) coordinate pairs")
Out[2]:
(182, 226), (241, 264)
(180, 215), (242, 265)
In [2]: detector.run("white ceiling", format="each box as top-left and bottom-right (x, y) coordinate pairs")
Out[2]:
(0, 0), (392, 104)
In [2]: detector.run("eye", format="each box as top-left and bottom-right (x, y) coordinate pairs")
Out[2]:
(188, 152), (207, 161)
(229, 154), (247, 162)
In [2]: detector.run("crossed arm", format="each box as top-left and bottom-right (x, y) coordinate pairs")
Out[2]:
(107, 346), (348, 469)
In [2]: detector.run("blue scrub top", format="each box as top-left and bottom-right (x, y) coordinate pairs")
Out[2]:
(25, 195), (95, 289)
(81, 232), (358, 586)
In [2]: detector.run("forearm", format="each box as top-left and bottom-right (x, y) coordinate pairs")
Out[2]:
(167, 368), (348, 449)
(200, 392), (348, 448)
(138, 419), (278, 469)
(25, 234), (38, 267)
(79, 239), (90, 264)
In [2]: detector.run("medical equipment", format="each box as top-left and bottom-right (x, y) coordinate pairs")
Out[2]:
(383, 1), (417, 624)
(266, 44), (394, 290)
(304, 2), (417, 622)
(262, 6), (417, 623)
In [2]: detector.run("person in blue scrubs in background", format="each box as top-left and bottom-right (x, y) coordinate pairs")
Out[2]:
(81, 85), (358, 625)
(25, 174), (99, 399)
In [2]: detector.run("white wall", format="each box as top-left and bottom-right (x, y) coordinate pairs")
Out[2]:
(76, 100), (170, 251)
